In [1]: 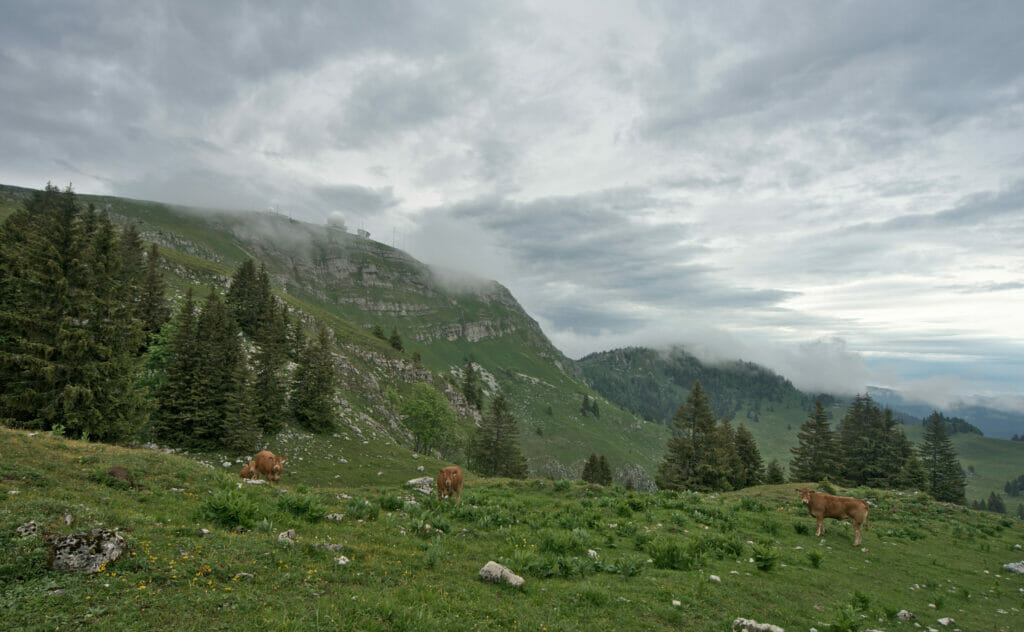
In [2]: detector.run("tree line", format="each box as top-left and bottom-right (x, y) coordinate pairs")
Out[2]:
(654, 381), (969, 504)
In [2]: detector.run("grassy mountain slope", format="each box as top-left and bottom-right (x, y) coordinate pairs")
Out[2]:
(0, 183), (669, 480)
(3, 428), (1023, 631)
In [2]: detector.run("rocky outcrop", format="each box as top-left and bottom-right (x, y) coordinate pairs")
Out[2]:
(478, 561), (525, 588)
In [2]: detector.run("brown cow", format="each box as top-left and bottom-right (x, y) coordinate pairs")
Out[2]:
(239, 461), (259, 480)
(796, 488), (870, 546)
(437, 466), (463, 503)
(253, 450), (287, 483)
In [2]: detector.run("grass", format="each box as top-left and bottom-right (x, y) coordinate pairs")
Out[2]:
(3, 427), (1024, 631)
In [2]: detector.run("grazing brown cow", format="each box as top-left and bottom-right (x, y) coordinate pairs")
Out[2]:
(796, 488), (870, 546)
(239, 461), (259, 480)
(253, 450), (286, 483)
(437, 466), (463, 503)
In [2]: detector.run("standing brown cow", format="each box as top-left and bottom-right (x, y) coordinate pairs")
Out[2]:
(437, 466), (463, 503)
(254, 450), (287, 483)
(795, 488), (870, 545)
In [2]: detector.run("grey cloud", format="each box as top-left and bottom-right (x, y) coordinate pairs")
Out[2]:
(312, 184), (400, 216)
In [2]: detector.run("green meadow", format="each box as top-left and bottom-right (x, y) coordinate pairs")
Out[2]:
(3, 428), (1023, 631)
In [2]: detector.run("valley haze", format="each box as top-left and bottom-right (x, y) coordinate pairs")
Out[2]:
(1, 1), (1022, 416)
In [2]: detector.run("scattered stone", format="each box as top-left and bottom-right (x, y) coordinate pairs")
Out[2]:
(63, 513), (73, 526)
(672, 600), (681, 607)
(898, 610), (915, 621)
(315, 543), (345, 552)
(15, 520), (39, 537)
(48, 588), (68, 596)
(335, 556), (350, 565)
(232, 572), (254, 581)
(222, 461), (232, 468)
(937, 617), (954, 626)
(242, 479), (265, 485)
(47, 529), (125, 573)
(478, 561), (525, 588)
(325, 513), (344, 522)
(709, 575), (721, 583)
(278, 529), (297, 544)
(1014, 544), (1022, 550)
(732, 617), (784, 632)
(8, 490), (20, 495)
(377, 471), (383, 477)
(406, 477), (434, 495)
(417, 465), (425, 472)
(170, 487), (185, 493)
(197, 528), (211, 537)
(1003, 561), (1024, 574)
(587, 549), (598, 559)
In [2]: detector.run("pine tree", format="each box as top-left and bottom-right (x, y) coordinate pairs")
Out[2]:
(471, 394), (528, 478)
(250, 288), (288, 435)
(139, 243), (170, 340)
(655, 381), (720, 491)
(987, 491), (1006, 514)
(765, 459), (786, 484)
(581, 453), (599, 483)
(713, 415), (742, 491)
(597, 454), (613, 486)
(226, 258), (261, 338)
(461, 361), (483, 411)
(153, 290), (199, 445)
(896, 445), (928, 491)
(733, 423), (764, 488)
(388, 326), (403, 351)
(0, 185), (144, 441)
(190, 288), (251, 449)
(580, 394), (591, 416)
(790, 399), (838, 482)
(921, 411), (967, 504)
(291, 325), (337, 433)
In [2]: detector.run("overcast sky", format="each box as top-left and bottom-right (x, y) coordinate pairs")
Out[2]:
(3, 1), (1023, 411)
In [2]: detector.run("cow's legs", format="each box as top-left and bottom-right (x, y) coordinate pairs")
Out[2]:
(815, 517), (824, 536)
(853, 519), (862, 546)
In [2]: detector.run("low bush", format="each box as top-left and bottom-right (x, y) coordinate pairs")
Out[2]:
(201, 488), (261, 529)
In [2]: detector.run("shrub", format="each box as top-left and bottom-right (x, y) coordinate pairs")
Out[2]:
(345, 498), (379, 521)
(807, 549), (824, 568)
(793, 522), (810, 535)
(609, 554), (647, 577)
(647, 537), (701, 570)
(277, 492), (328, 522)
(750, 541), (780, 571)
(377, 494), (405, 512)
(738, 496), (767, 513)
(539, 529), (586, 556)
(202, 488), (260, 529)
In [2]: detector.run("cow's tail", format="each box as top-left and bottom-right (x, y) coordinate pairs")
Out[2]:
(863, 502), (870, 531)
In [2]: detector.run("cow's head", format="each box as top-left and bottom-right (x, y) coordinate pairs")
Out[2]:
(269, 457), (285, 482)
(795, 488), (813, 504)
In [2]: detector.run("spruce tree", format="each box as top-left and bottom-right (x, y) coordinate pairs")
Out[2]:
(461, 361), (483, 411)
(581, 453), (599, 483)
(655, 381), (720, 491)
(153, 290), (199, 445)
(250, 290), (288, 435)
(713, 415), (742, 491)
(226, 258), (261, 338)
(471, 393), (528, 478)
(987, 491), (1006, 514)
(921, 411), (967, 504)
(139, 243), (170, 339)
(0, 185), (144, 441)
(765, 459), (786, 484)
(388, 326), (403, 351)
(896, 445), (928, 491)
(597, 454), (613, 486)
(733, 423), (764, 488)
(790, 399), (838, 482)
(291, 325), (337, 433)
(190, 288), (251, 448)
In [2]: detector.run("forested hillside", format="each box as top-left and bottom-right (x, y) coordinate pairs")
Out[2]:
(0, 183), (668, 483)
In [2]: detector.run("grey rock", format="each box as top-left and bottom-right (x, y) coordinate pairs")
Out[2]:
(732, 618), (784, 632)
(406, 477), (434, 495)
(48, 529), (125, 573)
(478, 561), (525, 588)
(15, 520), (39, 538)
